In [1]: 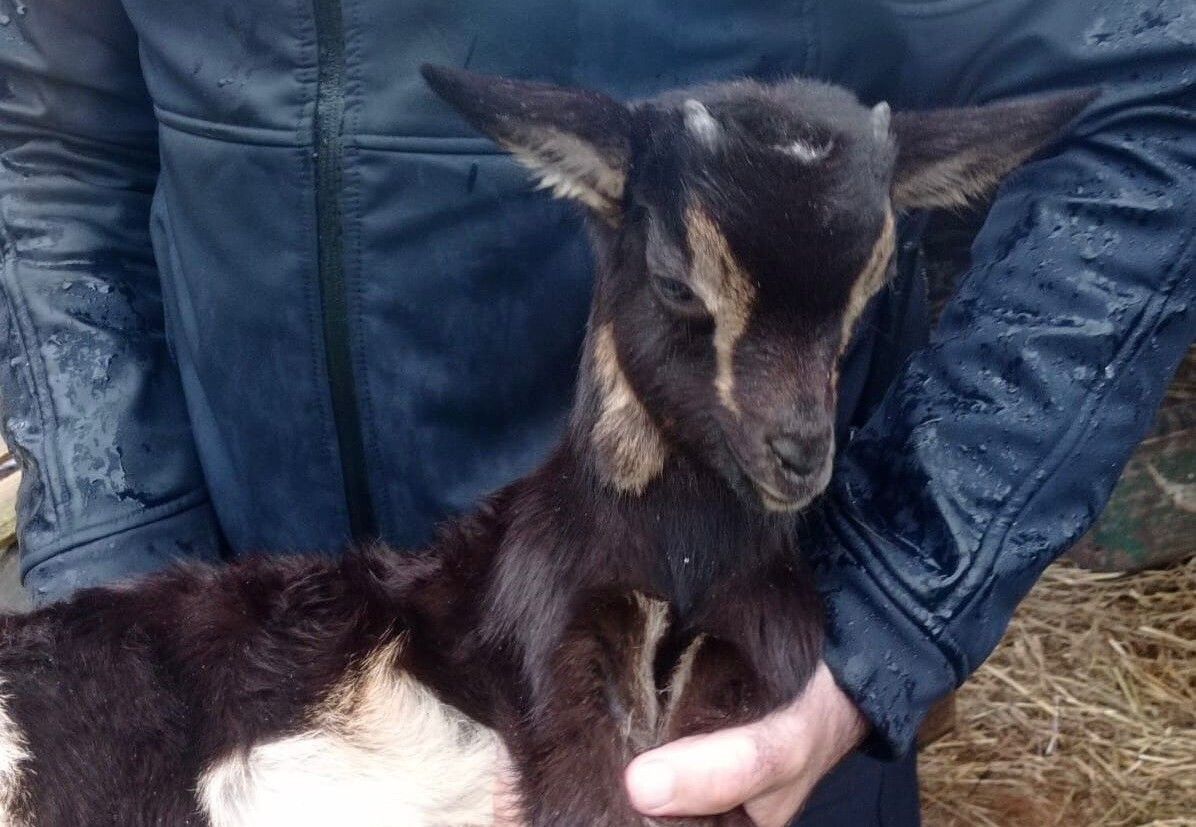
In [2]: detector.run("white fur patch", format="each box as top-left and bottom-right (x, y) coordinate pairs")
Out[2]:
(199, 642), (499, 827)
(0, 684), (29, 827)
(871, 102), (891, 143)
(683, 100), (721, 148)
(774, 139), (833, 163)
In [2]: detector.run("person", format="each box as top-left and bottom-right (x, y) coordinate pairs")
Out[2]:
(0, 1), (1192, 825)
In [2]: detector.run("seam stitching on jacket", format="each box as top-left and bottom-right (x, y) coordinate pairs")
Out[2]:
(293, 118), (345, 532)
(825, 509), (969, 685)
(290, 0), (342, 526)
(803, 0), (821, 79)
(154, 105), (507, 154)
(881, 0), (997, 19)
(19, 488), (212, 573)
(0, 122), (159, 157)
(295, 0), (318, 143)
(947, 222), (1196, 652)
(155, 106), (311, 147)
(343, 143), (382, 527)
(0, 242), (64, 519)
(341, 0), (383, 534)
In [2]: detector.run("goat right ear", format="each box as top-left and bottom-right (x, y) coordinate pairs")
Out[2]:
(889, 89), (1097, 211)
(422, 65), (632, 222)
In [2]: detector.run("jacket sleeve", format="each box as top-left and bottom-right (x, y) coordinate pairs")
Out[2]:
(811, 0), (1196, 756)
(0, 2), (224, 605)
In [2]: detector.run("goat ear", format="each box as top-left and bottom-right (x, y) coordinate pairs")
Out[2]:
(888, 89), (1097, 211)
(422, 65), (632, 221)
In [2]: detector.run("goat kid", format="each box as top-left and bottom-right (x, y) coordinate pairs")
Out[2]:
(0, 68), (1091, 827)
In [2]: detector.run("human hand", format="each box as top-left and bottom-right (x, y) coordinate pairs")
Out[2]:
(624, 662), (867, 826)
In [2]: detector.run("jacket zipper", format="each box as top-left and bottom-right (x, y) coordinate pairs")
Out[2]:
(312, 0), (377, 541)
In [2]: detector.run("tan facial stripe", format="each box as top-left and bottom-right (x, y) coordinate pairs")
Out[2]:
(841, 206), (896, 351)
(684, 206), (757, 416)
(590, 323), (667, 493)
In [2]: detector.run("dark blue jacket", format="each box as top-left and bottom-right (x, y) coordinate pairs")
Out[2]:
(1, 0), (1193, 754)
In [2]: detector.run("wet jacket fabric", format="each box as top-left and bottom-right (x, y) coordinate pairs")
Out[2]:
(1, 0), (1193, 755)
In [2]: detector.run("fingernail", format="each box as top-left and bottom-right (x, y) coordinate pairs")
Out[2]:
(628, 759), (675, 811)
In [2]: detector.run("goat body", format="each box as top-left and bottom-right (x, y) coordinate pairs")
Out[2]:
(0, 68), (1093, 826)
(0, 444), (815, 826)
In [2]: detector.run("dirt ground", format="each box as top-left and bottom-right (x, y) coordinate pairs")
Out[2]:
(0, 547), (30, 613)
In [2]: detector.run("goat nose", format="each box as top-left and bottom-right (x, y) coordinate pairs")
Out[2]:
(768, 434), (824, 479)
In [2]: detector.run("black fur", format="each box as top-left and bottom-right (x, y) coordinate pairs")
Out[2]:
(0, 70), (1093, 826)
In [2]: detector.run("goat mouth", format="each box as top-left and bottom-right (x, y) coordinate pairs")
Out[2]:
(721, 443), (812, 513)
(753, 481), (806, 512)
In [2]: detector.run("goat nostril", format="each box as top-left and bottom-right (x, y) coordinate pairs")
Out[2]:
(768, 435), (823, 479)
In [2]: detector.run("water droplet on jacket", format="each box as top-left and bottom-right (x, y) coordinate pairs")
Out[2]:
(0, 14), (10, 25)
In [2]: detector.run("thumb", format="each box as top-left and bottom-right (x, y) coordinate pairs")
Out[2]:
(625, 724), (793, 817)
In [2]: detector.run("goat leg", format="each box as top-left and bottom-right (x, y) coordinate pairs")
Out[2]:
(508, 588), (672, 827)
(653, 561), (824, 827)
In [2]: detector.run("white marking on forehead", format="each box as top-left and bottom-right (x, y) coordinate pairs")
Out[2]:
(871, 101), (892, 142)
(775, 138), (834, 164)
(683, 100), (721, 148)
(685, 206), (757, 416)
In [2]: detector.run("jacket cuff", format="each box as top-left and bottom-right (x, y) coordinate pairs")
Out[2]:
(22, 498), (225, 606)
(812, 511), (961, 759)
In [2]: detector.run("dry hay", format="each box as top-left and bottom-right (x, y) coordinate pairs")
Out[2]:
(920, 557), (1196, 827)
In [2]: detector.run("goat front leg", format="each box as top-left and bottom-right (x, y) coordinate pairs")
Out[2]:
(655, 561), (824, 826)
(508, 589), (673, 827)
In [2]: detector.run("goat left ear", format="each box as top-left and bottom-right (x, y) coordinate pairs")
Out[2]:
(422, 65), (632, 221)
(888, 89), (1098, 211)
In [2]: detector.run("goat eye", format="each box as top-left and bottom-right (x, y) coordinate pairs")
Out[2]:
(652, 276), (700, 310)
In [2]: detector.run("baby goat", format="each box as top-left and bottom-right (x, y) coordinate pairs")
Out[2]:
(0, 67), (1090, 826)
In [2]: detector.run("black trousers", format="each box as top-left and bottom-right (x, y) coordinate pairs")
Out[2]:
(790, 752), (920, 827)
